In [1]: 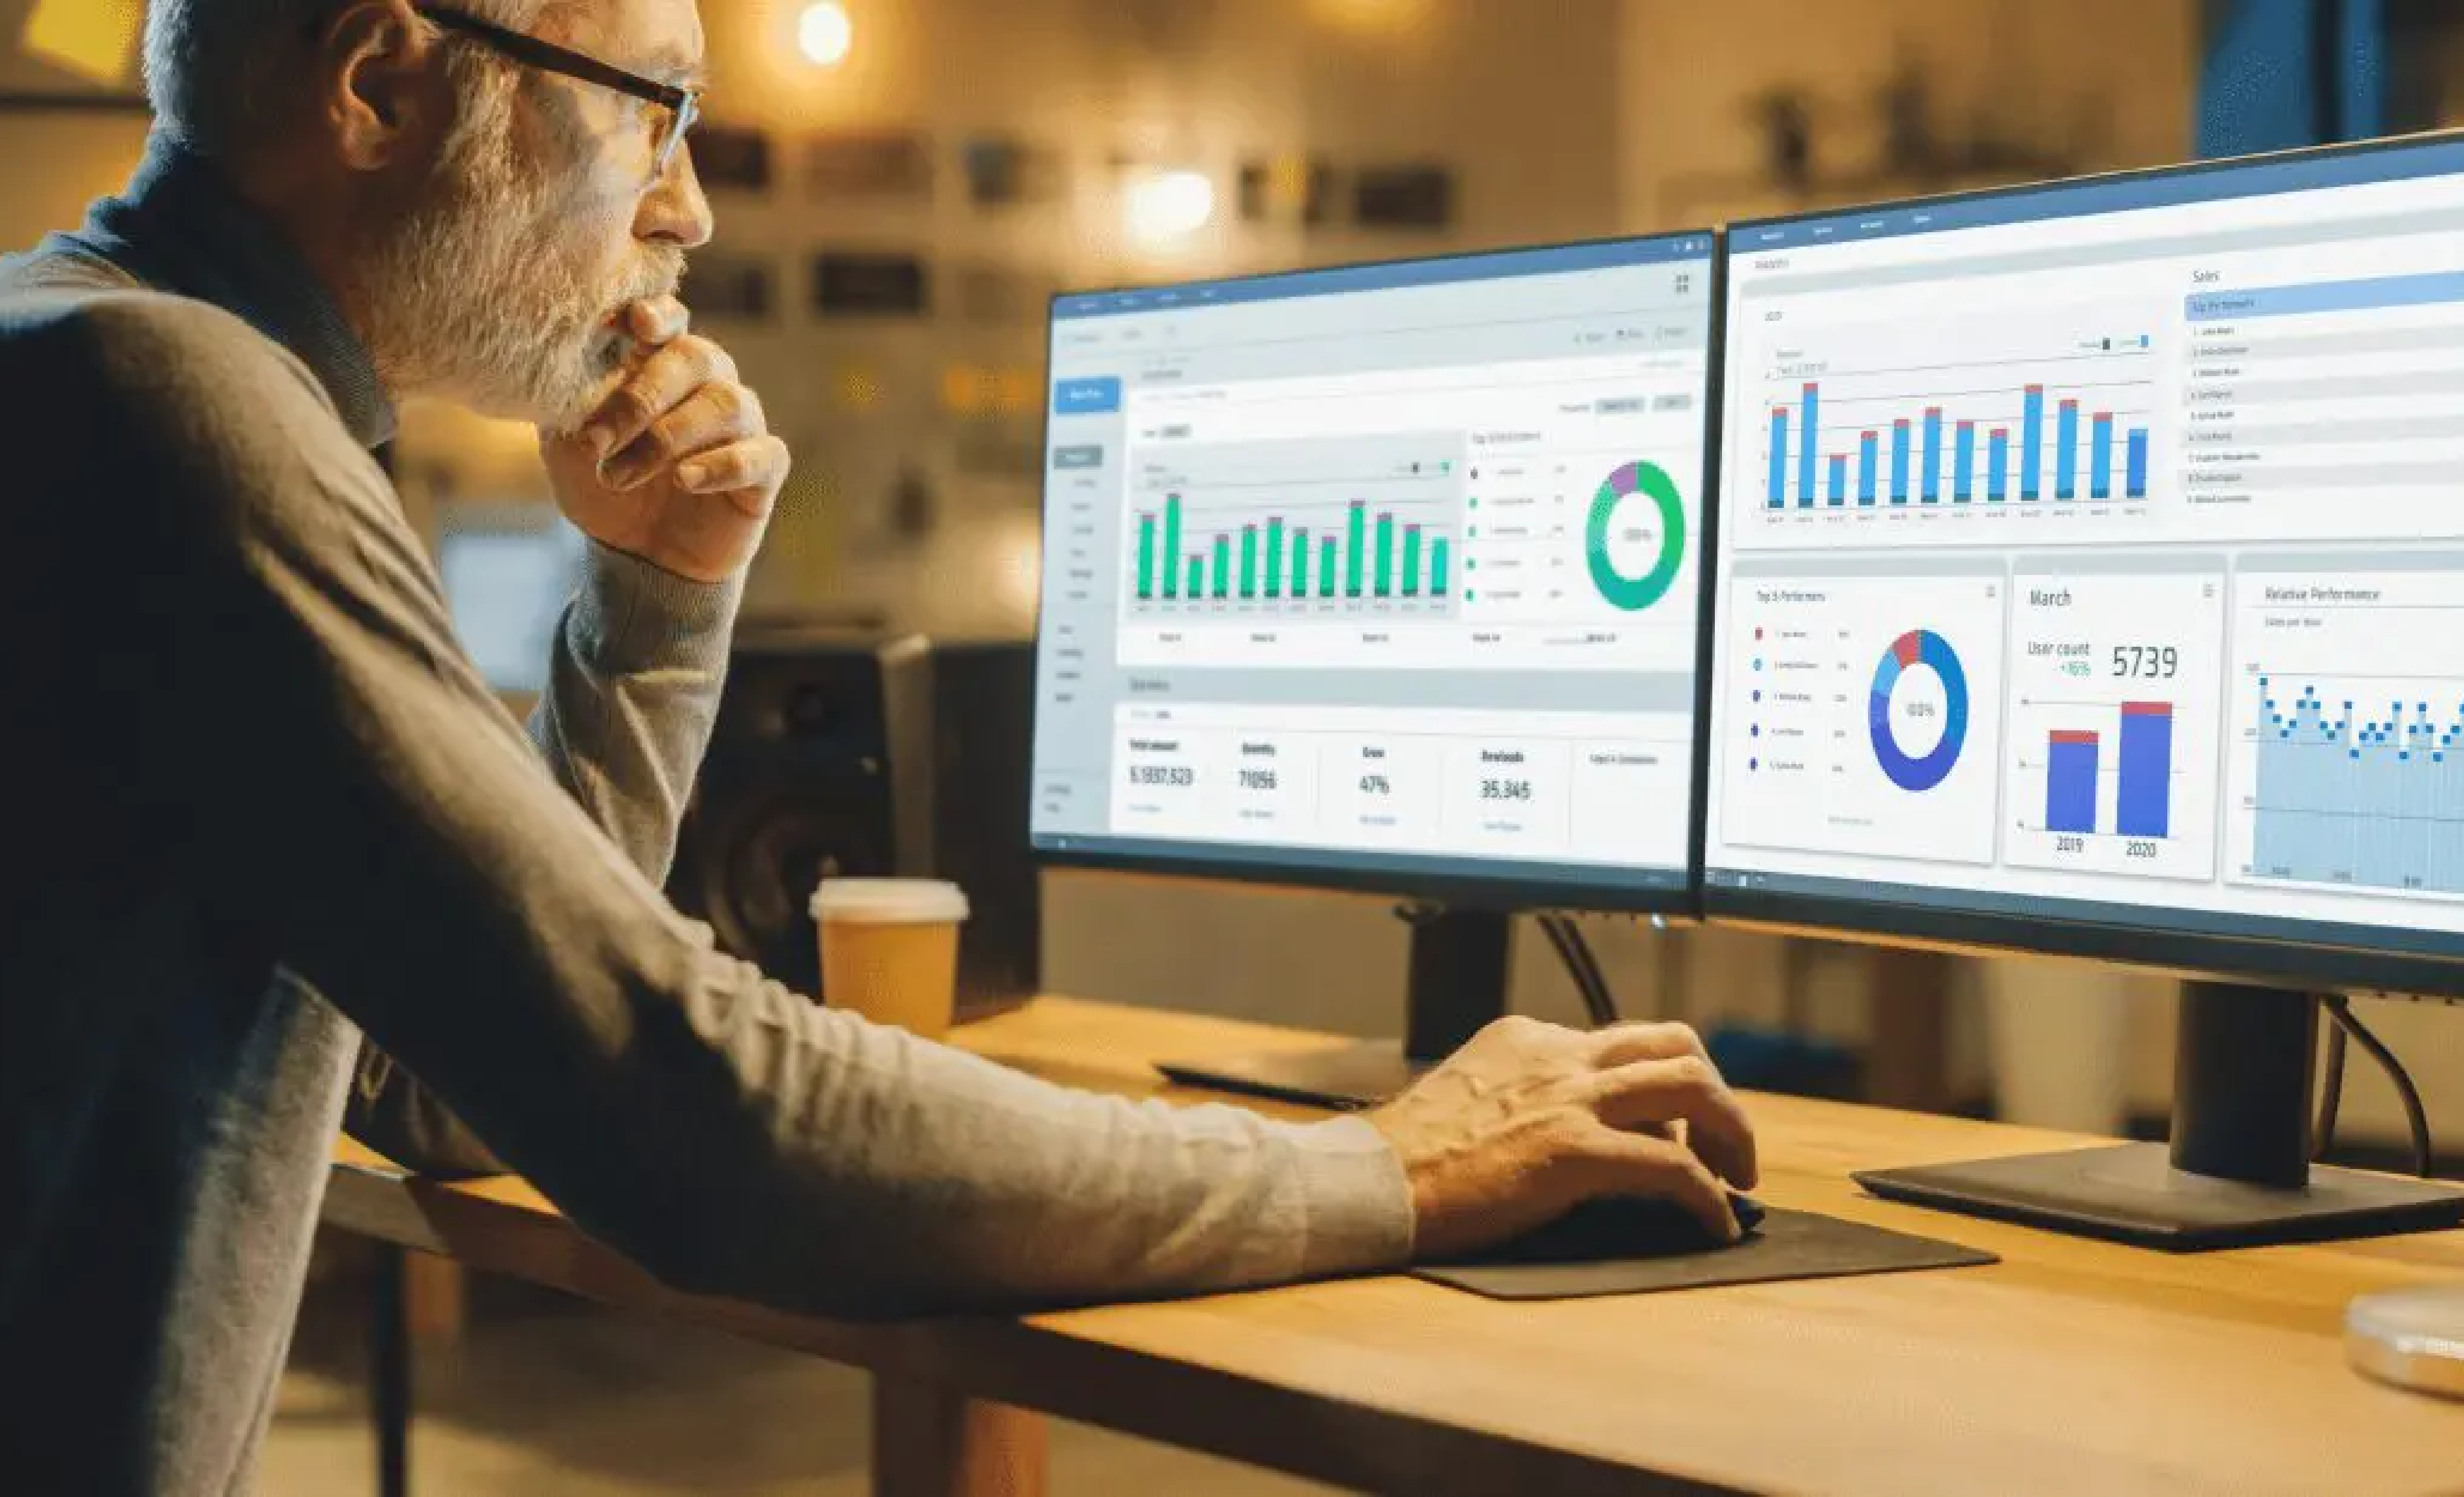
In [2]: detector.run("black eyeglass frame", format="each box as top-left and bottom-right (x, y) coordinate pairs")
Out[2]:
(410, 4), (703, 177)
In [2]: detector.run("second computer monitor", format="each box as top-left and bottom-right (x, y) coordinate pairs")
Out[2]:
(1705, 131), (2464, 995)
(1030, 233), (1719, 909)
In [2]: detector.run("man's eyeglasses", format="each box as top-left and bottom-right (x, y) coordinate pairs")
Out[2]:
(412, 5), (702, 179)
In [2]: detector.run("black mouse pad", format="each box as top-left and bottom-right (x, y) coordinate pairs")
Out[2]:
(1410, 1206), (1997, 1301)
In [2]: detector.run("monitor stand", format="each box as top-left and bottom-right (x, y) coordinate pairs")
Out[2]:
(1856, 982), (2464, 1250)
(1154, 902), (1511, 1111)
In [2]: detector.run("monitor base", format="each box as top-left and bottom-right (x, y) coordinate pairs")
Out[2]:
(1156, 902), (1514, 1111)
(1856, 1143), (2464, 1250)
(1159, 1040), (1428, 1112)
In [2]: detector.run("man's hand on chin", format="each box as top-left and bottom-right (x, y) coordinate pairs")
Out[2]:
(539, 295), (791, 585)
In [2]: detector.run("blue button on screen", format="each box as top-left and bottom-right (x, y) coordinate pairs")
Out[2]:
(1053, 376), (1123, 414)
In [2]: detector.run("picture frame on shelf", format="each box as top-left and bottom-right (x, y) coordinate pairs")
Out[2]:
(682, 250), (777, 322)
(690, 124), (773, 194)
(1351, 163), (1455, 230)
(810, 250), (931, 318)
(804, 129), (934, 203)
(960, 136), (1066, 207)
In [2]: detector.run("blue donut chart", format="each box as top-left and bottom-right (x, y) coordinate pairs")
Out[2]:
(1868, 629), (1969, 792)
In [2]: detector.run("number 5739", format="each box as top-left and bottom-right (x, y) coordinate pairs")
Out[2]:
(2112, 645), (2180, 679)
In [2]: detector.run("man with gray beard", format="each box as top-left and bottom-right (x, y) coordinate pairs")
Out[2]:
(0, 2), (1760, 1492)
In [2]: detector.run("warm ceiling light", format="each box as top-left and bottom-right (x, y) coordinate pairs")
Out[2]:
(797, 1), (853, 68)
(1124, 169), (1216, 247)
(1311, 0), (1436, 39)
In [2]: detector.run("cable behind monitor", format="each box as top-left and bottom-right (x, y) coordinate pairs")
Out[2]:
(1539, 914), (1620, 1029)
(2318, 995), (2435, 1179)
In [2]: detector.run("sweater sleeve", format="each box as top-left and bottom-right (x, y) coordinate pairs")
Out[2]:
(53, 295), (1415, 1318)
(345, 538), (745, 1178)
(525, 539), (742, 884)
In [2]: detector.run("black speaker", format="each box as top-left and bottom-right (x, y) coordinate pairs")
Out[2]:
(665, 628), (1040, 1017)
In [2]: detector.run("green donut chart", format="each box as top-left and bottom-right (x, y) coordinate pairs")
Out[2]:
(1586, 460), (1687, 612)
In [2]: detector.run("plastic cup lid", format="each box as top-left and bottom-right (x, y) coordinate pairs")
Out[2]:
(809, 878), (969, 925)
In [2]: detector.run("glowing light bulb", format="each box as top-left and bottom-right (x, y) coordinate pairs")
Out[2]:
(1124, 169), (1216, 246)
(798, 2), (853, 67)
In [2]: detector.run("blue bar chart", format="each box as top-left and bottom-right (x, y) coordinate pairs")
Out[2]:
(1753, 322), (2157, 526)
(2034, 705), (2174, 840)
(2047, 731), (2100, 834)
(1767, 408), (1788, 507)
(2004, 570), (2222, 883)
(2021, 385), (2044, 499)
(1798, 382), (1819, 505)
(1766, 382), (1825, 509)
(1921, 408), (1943, 504)
(2117, 702), (2174, 838)
(2055, 399), (2080, 499)
(1760, 377), (2153, 515)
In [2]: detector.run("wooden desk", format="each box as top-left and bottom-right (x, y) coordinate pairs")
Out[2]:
(325, 997), (2464, 1497)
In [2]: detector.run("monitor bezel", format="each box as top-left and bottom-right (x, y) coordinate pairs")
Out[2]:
(1701, 126), (2464, 999)
(1027, 227), (1728, 917)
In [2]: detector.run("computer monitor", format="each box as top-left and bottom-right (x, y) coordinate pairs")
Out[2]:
(1030, 231), (1720, 1104)
(434, 502), (590, 700)
(1706, 133), (2464, 1246)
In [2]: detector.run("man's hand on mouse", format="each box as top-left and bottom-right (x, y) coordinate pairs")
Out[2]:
(1365, 1014), (1759, 1259)
(541, 296), (791, 584)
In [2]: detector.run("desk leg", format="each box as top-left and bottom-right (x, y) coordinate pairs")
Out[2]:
(871, 1376), (1047, 1497)
(1866, 946), (1954, 1114)
(371, 1245), (411, 1497)
(404, 1252), (467, 1345)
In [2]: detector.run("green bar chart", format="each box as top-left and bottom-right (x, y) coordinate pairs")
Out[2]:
(1127, 434), (1462, 618)
(1161, 494), (1182, 598)
(1346, 502), (1367, 599)
(1132, 498), (1454, 612)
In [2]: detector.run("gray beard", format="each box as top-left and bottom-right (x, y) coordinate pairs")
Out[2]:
(357, 124), (675, 431)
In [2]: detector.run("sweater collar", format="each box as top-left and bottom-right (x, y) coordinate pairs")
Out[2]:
(61, 133), (397, 450)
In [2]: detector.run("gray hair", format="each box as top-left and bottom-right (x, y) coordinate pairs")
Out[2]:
(142, 0), (546, 151)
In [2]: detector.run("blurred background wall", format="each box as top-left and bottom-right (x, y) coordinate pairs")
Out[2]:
(5, 0), (2460, 1153)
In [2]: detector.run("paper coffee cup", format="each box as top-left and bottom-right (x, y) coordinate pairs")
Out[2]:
(810, 879), (969, 1039)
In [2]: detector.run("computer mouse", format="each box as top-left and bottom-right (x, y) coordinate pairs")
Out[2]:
(1474, 1191), (1765, 1265)
(1731, 1191), (1768, 1234)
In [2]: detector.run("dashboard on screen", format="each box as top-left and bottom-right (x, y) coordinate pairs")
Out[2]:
(1029, 235), (1716, 900)
(1705, 134), (2464, 968)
